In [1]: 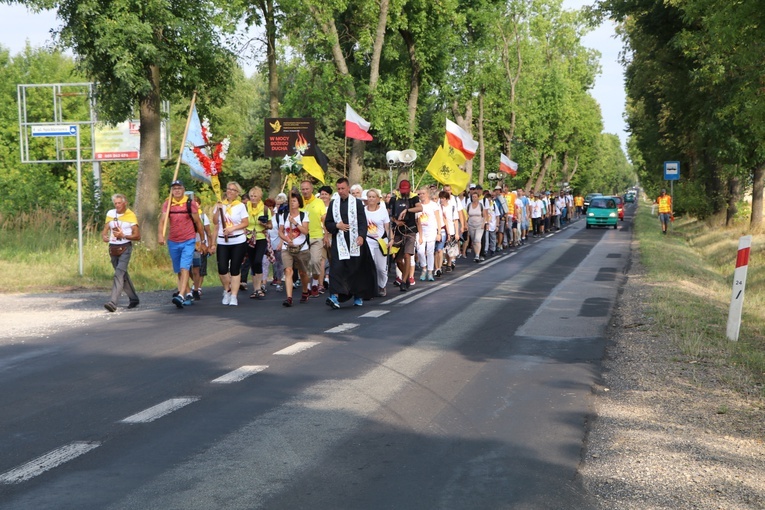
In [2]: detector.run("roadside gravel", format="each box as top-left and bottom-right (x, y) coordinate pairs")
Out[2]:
(1, 255), (763, 509)
(581, 252), (765, 509)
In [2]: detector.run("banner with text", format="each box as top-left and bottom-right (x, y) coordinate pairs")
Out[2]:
(94, 120), (169, 161)
(264, 118), (316, 157)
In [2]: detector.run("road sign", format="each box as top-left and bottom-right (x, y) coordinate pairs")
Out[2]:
(31, 125), (78, 137)
(664, 161), (680, 181)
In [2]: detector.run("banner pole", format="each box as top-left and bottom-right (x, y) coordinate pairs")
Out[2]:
(162, 91), (197, 238)
(344, 137), (348, 178)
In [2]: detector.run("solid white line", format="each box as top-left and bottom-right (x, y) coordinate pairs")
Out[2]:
(274, 341), (321, 355)
(119, 397), (199, 424)
(359, 310), (389, 318)
(0, 441), (100, 484)
(212, 365), (268, 384)
(379, 287), (422, 305)
(324, 323), (360, 333)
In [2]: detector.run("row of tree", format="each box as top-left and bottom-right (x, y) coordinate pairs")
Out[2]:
(603, 0), (764, 228)
(3, 0), (634, 247)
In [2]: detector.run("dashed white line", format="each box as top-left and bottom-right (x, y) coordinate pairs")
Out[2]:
(212, 365), (268, 384)
(0, 441), (101, 484)
(274, 341), (321, 355)
(324, 323), (360, 333)
(359, 310), (389, 318)
(119, 397), (200, 424)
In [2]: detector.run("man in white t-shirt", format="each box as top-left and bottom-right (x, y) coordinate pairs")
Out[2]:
(101, 193), (141, 312)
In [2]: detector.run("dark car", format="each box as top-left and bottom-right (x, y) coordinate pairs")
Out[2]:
(583, 193), (602, 213)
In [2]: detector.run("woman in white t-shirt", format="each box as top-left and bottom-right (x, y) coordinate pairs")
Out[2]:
(364, 189), (391, 296)
(211, 181), (249, 306)
(278, 192), (310, 307)
(416, 187), (443, 281)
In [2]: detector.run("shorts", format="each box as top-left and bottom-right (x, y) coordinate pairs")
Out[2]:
(434, 236), (445, 251)
(393, 231), (416, 259)
(167, 238), (196, 273)
(659, 213), (671, 225)
(281, 247), (310, 274)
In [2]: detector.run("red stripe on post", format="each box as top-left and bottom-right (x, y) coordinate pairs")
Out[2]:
(736, 247), (750, 268)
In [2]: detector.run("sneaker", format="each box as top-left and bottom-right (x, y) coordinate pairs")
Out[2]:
(270, 279), (280, 286)
(326, 295), (340, 309)
(474, 257), (480, 263)
(229, 295), (238, 306)
(378, 286), (387, 297)
(239, 283), (248, 290)
(400, 283), (408, 292)
(294, 279), (302, 288)
(282, 297), (293, 307)
(300, 292), (309, 303)
(183, 298), (194, 306)
(408, 277), (415, 286)
(445, 265), (453, 273)
(427, 272), (435, 281)
(185, 293), (194, 304)
(128, 300), (140, 309)
(318, 286), (326, 295)
(310, 285), (320, 298)
(222, 291), (232, 305)
(394, 277), (402, 287)
(172, 295), (184, 309)
(420, 271), (427, 282)
(192, 289), (201, 301)
(480, 256), (485, 261)
(275, 284), (284, 292)
(434, 269), (442, 278)
(104, 302), (117, 313)
(353, 297), (363, 307)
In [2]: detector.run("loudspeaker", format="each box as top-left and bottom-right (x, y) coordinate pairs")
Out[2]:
(399, 149), (417, 163)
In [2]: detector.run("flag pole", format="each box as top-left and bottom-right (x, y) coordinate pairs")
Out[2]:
(343, 136), (348, 178)
(162, 90), (198, 238)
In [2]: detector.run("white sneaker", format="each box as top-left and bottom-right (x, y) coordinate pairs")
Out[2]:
(222, 291), (231, 305)
(229, 295), (238, 306)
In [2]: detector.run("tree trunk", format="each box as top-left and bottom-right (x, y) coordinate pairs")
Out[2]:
(400, 29), (420, 145)
(534, 154), (553, 192)
(451, 99), (474, 180)
(726, 175), (740, 227)
(134, 64), (161, 248)
(477, 91), (485, 185)
(751, 162), (764, 231)
(499, 13), (522, 159)
(262, 0), (281, 197)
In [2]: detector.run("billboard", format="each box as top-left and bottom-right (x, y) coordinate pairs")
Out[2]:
(94, 120), (169, 161)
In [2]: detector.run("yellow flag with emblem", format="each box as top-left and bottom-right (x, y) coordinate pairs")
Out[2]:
(427, 145), (470, 195)
(443, 134), (468, 166)
(301, 156), (325, 183)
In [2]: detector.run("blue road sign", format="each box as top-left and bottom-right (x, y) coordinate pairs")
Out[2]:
(664, 161), (680, 181)
(31, 125), (78, 137)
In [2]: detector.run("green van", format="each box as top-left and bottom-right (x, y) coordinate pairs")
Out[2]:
(586, 196), (618, 229)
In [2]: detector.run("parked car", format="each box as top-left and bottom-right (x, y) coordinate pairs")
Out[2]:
(586, 196), (618, 229)
(583, 192), (603, 213)
(613, 195), (625, 220)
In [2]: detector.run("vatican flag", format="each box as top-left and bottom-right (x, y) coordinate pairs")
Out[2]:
(426, 146), (470, 195)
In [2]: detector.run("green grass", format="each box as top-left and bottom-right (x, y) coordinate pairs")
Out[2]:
(634, 201), (765, 392)
(0, 209), (175, 293)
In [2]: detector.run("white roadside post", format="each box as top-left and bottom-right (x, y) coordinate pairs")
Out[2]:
(726, 235), (752, 341)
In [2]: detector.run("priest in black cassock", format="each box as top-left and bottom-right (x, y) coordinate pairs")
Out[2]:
(324, 177), (378, 308)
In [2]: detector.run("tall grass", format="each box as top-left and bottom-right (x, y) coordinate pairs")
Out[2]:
(635, 202), (765, 393)
(0, 209), (174, 293)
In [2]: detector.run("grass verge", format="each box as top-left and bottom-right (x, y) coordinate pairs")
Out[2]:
(634, 200), (765, 394)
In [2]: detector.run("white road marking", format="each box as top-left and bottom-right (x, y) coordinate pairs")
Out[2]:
(119, 397), (199, 424)
(212, 365), (268, 384)
(274, 341), (320, 355)
(0, 441), (100, 484)
(359, 310), (389, 318)
(324, 323), (360, 333)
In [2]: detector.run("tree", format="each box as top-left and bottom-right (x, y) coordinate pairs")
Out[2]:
(7, 0), (239, 246)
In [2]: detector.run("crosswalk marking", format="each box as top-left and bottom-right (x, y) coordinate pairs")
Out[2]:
(212, 365), (268, 384)
(359, 310), (389, 318)
(274, 341), (320, 355)
(119, 397), (199, 424)
(0, 441), (101, 484)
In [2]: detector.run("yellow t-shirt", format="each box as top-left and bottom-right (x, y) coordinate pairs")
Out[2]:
(302, 195), (327, 240)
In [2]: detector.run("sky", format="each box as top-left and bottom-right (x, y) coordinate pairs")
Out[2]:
(0, 2), (627, 151)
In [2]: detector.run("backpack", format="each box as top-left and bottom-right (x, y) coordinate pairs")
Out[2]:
(280, 210), (309, 253)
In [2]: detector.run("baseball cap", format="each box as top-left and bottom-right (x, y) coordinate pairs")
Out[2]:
(399, 180), (411, 193)
(494, 185), (502, 190)
(170, 179), (184, 187)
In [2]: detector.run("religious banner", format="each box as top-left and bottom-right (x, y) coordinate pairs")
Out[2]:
(264, 118), (316, 157)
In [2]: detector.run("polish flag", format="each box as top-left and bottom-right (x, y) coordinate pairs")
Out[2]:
(445, 119), (478, 161)
(500, 153), (518, 176)
(345, 103), (373, 141)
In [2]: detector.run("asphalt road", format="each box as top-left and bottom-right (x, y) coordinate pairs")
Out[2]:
(0, 207), (634, 509)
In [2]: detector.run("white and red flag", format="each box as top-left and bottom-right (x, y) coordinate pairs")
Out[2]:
(345, 103), (373, 141)
(445, 118), (478, 161)
(500, 153), (518, 176)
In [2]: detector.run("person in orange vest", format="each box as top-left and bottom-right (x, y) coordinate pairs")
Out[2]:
(655, 188), (672, 235)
